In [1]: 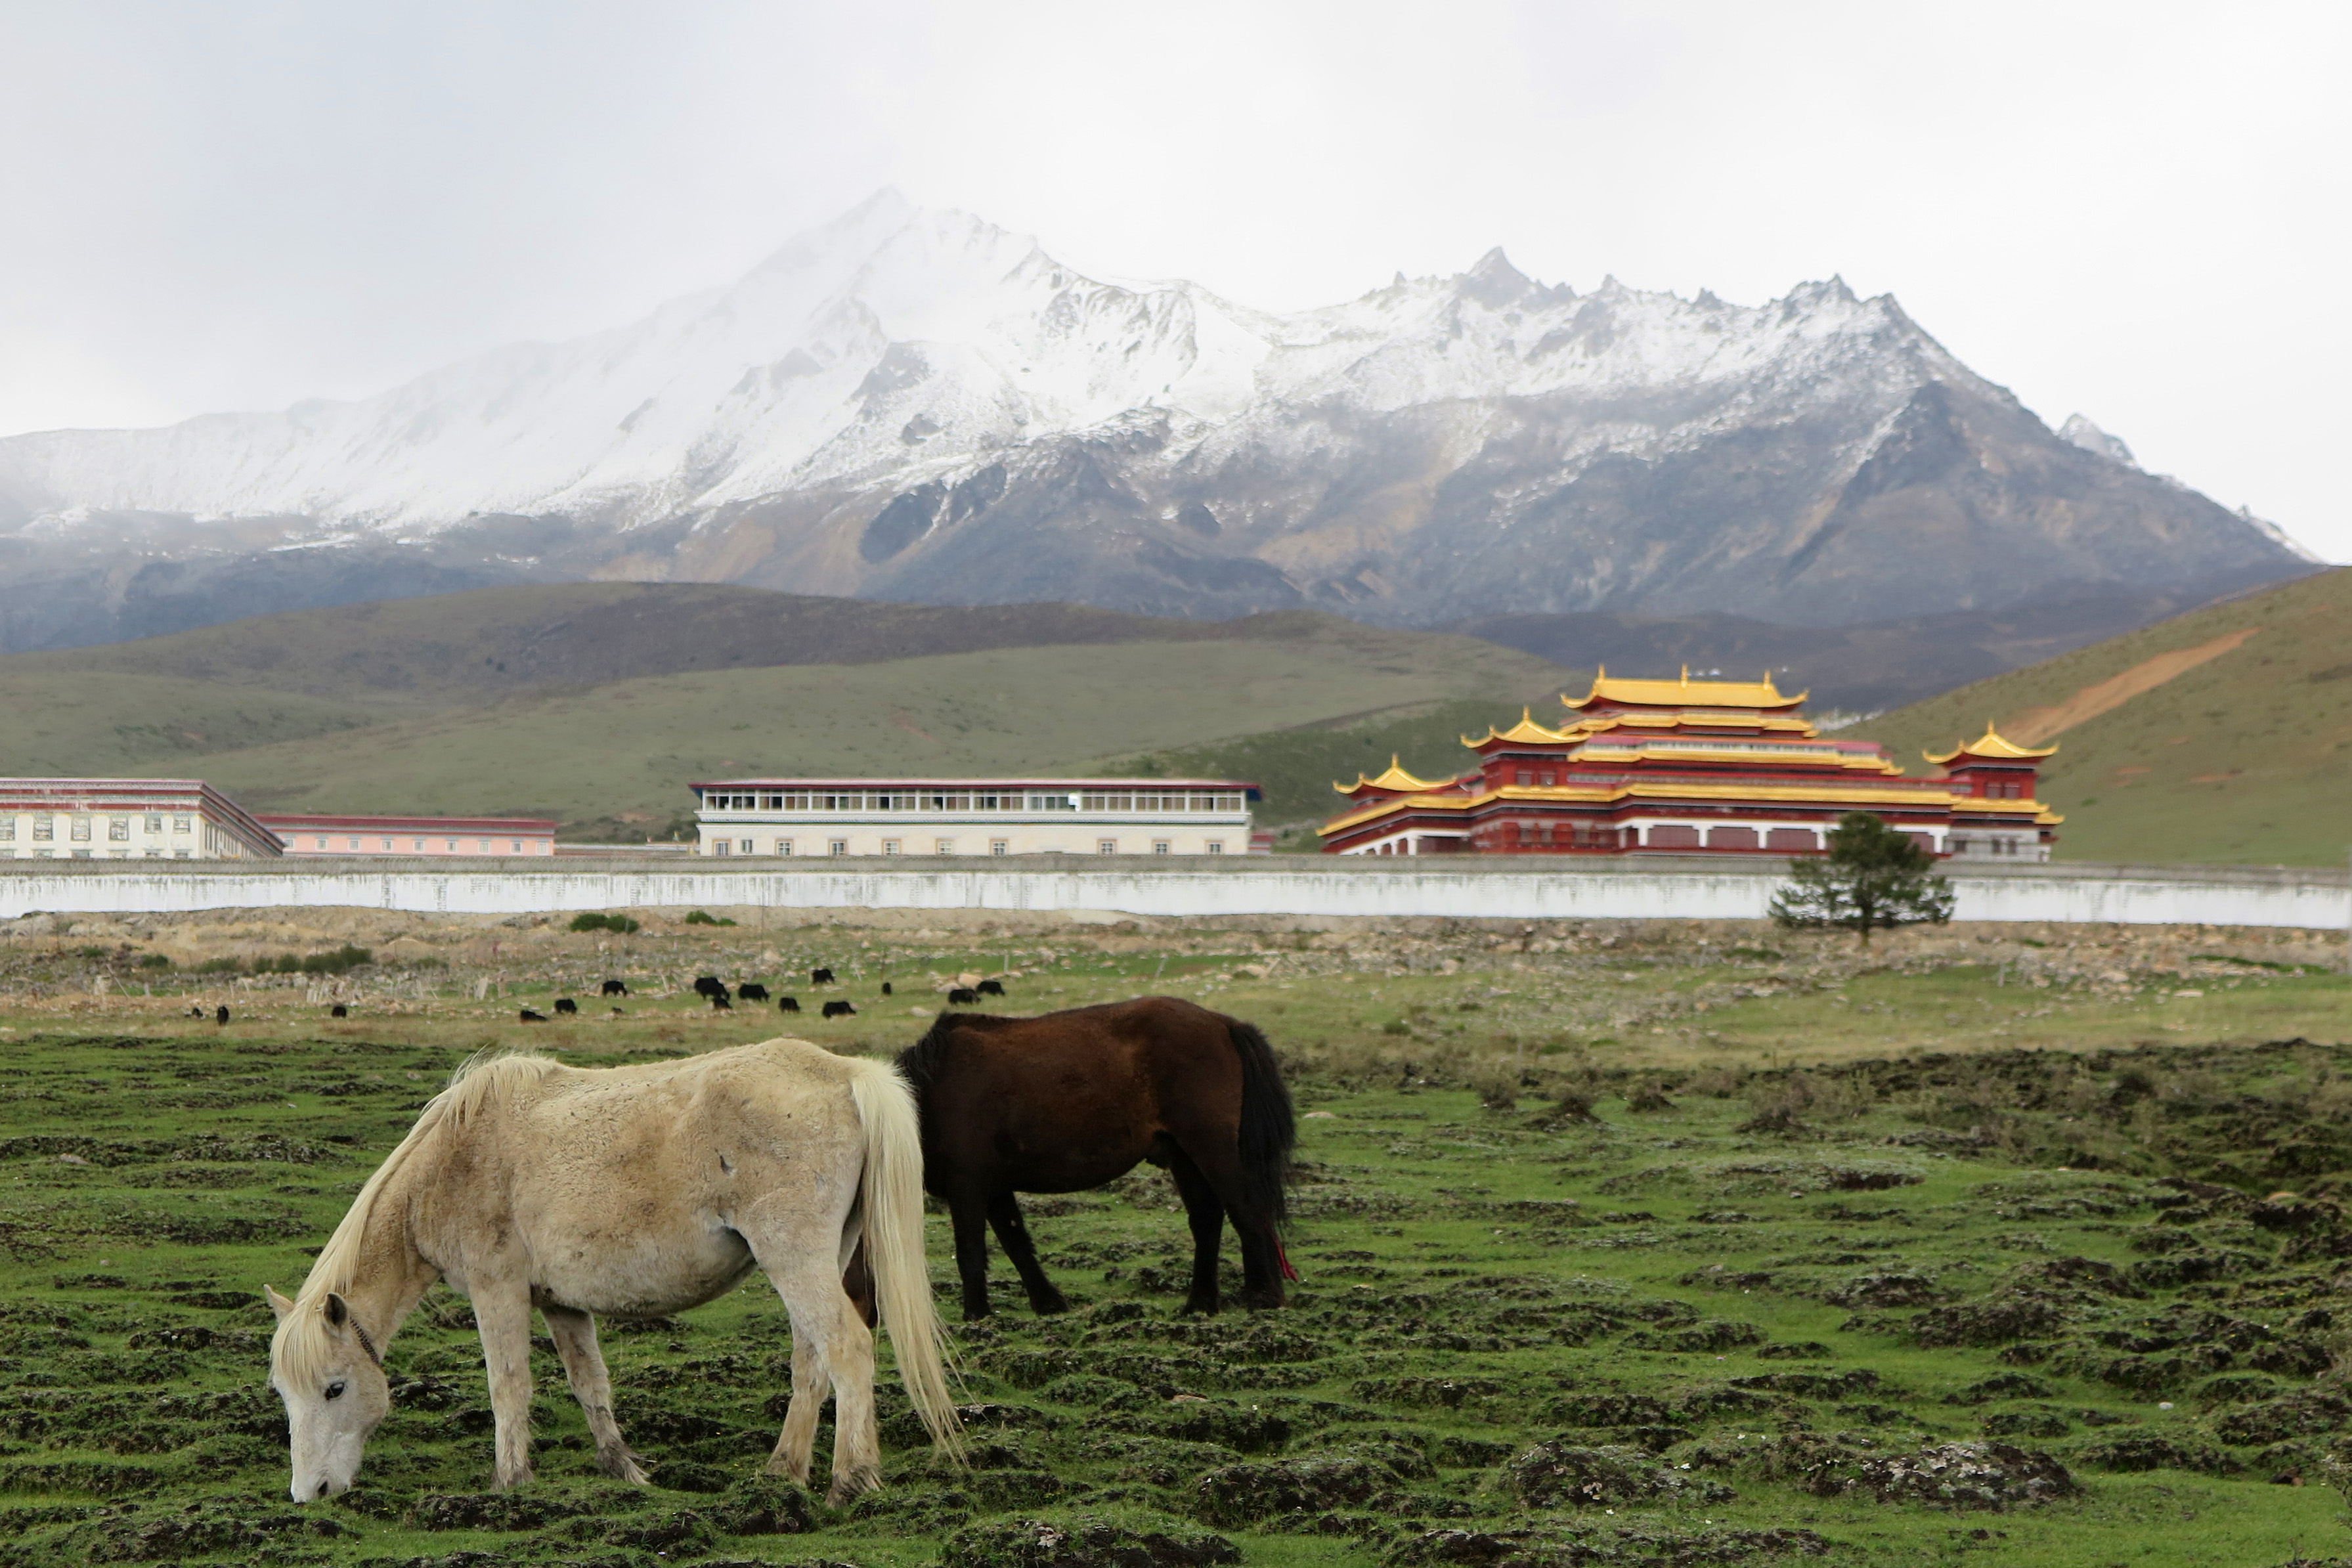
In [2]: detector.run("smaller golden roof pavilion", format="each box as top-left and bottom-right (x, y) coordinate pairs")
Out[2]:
(1323, 671), (2059, 859)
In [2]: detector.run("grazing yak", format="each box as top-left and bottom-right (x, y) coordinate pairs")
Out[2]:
(779, 996), (802, 1013)
(692, 976), (730, 1001)
(822, 1000), (857, 1019)
(329, 1004), (349, 1019)
(601, 980), (629, 997)
(812, 967), (837, 985)
(947, 988), (979, 1005)
(553, 998), (578, 1016)
(881, 982), (894, 997)
(739, 983), (771, 1002)
(710, 992), (733, 1011)
(216, 1006), (230, 1025)
(519, 1009), (548, 1023)
(977, 979), (1006, 997)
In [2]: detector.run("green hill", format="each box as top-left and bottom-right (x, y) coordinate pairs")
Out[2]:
(0, 586), (1573, 838)
(1865, 568), (2352, 866)
(0, 672), (372, 777)
(1114, 699), (1542, 844)
(0, 581), (1303, 705)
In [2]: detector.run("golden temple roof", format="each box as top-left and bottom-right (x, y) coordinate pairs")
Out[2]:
(1925, 723), (2058, 764)
(1335, 755), (1454, 795)
(1564, 664), (1806, 711)
(1462, 707), (1571, 747)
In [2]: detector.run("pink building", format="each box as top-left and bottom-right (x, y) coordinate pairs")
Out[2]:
(256, 814), (558, 858)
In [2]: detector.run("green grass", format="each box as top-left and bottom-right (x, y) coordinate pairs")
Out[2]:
(1112, 699), (1525, 842)
(0, 672), (375, 777)
(125, 635), (1564, 833)
(0, 590), (1569, 838)
(5, 914), (2352, 1564)
(1868, 567), (2352, 867)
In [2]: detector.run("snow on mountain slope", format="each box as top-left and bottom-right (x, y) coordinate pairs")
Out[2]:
(0, 194), (1975, 527)
(0, 190), (2315, 643)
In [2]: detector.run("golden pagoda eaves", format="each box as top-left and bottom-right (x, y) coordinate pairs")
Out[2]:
(1925, 722), (2058, 764)
(1335, 754), (1452, 795)
(1564, 664), (1808, 711)
(1461, 707), (1570, 748)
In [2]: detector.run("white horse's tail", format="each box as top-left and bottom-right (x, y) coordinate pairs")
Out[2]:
(845, 1057), (963, 1461)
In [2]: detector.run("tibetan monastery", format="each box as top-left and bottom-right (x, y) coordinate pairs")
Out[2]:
(1320, 668), (2060, 860)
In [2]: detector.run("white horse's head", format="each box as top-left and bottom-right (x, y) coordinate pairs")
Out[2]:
(266, 1284), (391, 1501)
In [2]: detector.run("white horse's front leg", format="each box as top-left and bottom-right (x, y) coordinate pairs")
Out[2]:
(473, 1286), (538, 1490)
(543, 1304), (646, 1483)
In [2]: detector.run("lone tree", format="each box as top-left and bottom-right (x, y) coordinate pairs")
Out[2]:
(1770, 811), (1955, 945)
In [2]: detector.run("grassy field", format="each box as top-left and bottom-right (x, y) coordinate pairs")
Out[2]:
(1114, 699), (1517, 844)
(179, 632), (1565, 834)
(5, 910), (2352, 1566)
(0, 589), (1571, 838)
(0, 672), (377, 778)
(1868, 567), (2352, 867)
(0, 584), (1315, 707)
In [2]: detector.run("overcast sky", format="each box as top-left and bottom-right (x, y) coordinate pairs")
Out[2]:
(3, 1), (2344, 557)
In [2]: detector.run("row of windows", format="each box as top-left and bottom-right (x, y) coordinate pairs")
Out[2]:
(1949, 835), (2032, 854)
(0, 814), (194, 842)
(305, 836), (530, 852)
(709, 838), (1225, 857)
(701, 791), (1245, 814)
(2, 848), (195, 859)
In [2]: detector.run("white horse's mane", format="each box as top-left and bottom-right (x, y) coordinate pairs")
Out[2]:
(272, 1051), (562, 1385)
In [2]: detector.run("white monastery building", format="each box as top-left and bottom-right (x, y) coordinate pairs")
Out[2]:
(256, 814), (558, 858)
(0, 779), (283, 860)
(691, 778), (1263, 858)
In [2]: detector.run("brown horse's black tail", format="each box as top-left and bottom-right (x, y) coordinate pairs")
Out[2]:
(1230, 1018), (1296, 1233)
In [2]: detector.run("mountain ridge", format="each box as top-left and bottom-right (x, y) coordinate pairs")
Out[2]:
(0, 190), (2313, 647)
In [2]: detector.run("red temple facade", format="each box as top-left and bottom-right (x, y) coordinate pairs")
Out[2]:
(1319, 669), (2060, 860)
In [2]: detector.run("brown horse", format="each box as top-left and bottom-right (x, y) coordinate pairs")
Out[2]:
(892, 996), (1297, 1319)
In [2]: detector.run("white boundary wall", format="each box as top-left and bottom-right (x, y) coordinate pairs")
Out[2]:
(1, 856), (2344, 929)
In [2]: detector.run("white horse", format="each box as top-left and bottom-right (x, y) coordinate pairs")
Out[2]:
(264, 1040), (960, 1504)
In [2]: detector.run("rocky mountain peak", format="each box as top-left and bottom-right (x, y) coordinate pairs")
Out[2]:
(0, 195), (2315, 650)
(2057, 413), (2139, 468)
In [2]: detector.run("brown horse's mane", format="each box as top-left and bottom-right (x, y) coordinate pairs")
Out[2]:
(896, 1011), (1014, 1093)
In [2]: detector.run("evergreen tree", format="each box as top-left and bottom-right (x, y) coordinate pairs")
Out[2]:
(1770, 811), (1955, 945)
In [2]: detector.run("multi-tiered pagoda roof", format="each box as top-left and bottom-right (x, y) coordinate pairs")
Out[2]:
(1320, 668), (2060, 860)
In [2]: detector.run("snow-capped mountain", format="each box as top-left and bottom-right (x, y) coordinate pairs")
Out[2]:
(0, 190), (2315, 649)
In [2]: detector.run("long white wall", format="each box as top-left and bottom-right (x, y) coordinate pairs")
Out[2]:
(1, 856), (2345, 929)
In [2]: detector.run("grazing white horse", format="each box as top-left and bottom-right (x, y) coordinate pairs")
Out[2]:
(264, 1041), (960, 1504)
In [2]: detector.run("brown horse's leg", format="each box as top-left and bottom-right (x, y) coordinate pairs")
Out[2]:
(985, 1192), (1069, 1315)
(841, 1238), (877, 1329)
(947, 1189), (995, 1320)
(1164, 1148), (1227, 1315)
(1172, 1140), (1286, 1311)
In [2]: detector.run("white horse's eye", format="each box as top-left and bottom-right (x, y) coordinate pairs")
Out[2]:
(324, 1382), (346, 1401)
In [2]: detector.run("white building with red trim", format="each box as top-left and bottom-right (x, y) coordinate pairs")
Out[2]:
(0, 779), (283, 860)
(691, 778), (1263, 858)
